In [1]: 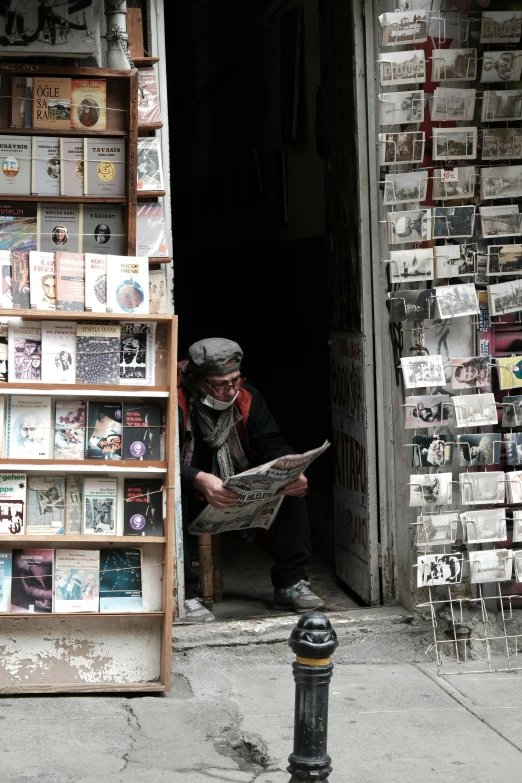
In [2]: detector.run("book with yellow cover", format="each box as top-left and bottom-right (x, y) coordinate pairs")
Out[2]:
(497, 356), (522, 390)
(70, 79), (106, 131)
(32, 78), (71, 130)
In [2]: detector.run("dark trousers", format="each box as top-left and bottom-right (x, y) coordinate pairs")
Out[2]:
(183, 496), (311, 599)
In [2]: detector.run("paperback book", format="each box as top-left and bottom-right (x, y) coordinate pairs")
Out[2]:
(32, 77), (71, 130)
(6, 395), (51, 458)
(120, 322), (156, 384)
(54, 400), (86, 460)
(26, 476), (65, 536)
(137, 68), (161, 124)
(0, 551), (12, 612)
(60, 138), (84, 197)
(54, 549), (100, 613)
(137, 137), (164, 191)
(8, 320), (41, 382)
(84, 138), (126, 197)
(55, 251), (85, 311)
(0, 321), (7, 382)
(31, 136), (60, 196)
(24, 78), (32, 129)
(11, 249), (30, 308)
(149, 269), (168, 313)
(124, 478), (164, 536)
(29, 250), (55, 310)
(0, 135), (31, 195)
(0, 472), (26, 535)
(0, 250), (12, 308)
(70, 79), (106, 131)
(11, 549), (53, 613)
(82, 205), (122, 255)
(99, 548), (143, 612)
(122, 402), (163, 460)
(37, 202), (80, 253)
(64, 474), (83, 534)
(0, 202), (37, 253)
(106, 255), (149, 315)
(136, 203), (168, 257)
(10, 76), (26, 128)
(41, 320), (76, 384)
(82, 477), (118, 534)
(86, 402), (122, 460)
(84, 253), (107, 313)
(76, 323), (121, 385)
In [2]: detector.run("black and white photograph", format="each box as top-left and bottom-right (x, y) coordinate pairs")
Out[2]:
(384, 171), (428, 205)
(481, 11), (522, 44)
(432, 128), (477, 161)
(404, 394), (453, 429)
(482, 128), (522, 160)
(412, 434), (453, 467)
(432, 48), (477, 82)
(432, 167), (476, 201)
(435, 283), (479, 320)
(379, 50), (426, 86)
(388, 209), (431, 244)
(458, 434), (501, 466)
(416, 553), (463, 588)
(415, 514), (459, 547)
(482, 90), (522, 122)
(488, 279), (522, 317)
(389, 289), (435, 322)
(379, 131), (425, 165)
(480, 205), (521, 239)
(512, 510), (522, 543)
(451, 357), (490, 389)
(502, 395), (522, 427)
(507, 471), (522, 504)
(401, 355), (446, 389)
(505, 433), (522, 466)
(389, 248), (433, 284)
(433, 206), (476, 239)
(481, 50), (522, 83)
(431, 87), (476, 121)
(480, 165), (522, 199)
(514, 551), (522, 582)
(379, 10), (428, 46)
(469, 549), (512, 583)
(462, 509), (507, 544)
(453, 392), (498, 428)
(459, 471), (505, 506)
(475, 255), (488, 285)
(487, 244), (522, 276)
(379, 90), (424, 125)
(409, 473), (453, 508)
(435, 243), (476, 277)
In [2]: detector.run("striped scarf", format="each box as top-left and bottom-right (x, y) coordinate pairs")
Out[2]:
(194, 400), (242, 480)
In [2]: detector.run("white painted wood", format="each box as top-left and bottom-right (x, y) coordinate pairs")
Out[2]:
(2, 389), (169, 398)
(3, 464), (167, 474)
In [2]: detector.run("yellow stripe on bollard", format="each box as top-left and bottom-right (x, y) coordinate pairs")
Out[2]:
(296, 656), (331, 666)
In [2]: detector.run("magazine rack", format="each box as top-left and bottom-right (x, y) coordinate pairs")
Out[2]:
(0, 62), (177, 694)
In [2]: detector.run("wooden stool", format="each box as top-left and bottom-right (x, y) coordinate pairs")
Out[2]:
(198, 533), (224, 608)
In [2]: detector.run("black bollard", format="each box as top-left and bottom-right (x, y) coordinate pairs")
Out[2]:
(287, 612), (339, 782)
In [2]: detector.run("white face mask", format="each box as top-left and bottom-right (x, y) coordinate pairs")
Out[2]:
(201, 391), (239, 411)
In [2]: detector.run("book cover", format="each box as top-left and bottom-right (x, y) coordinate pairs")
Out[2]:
(86, 402), (122, 460)
(71, 79), (106, 131)
(0, 472), (26, 535)
(82, 477), (117, 534)
(8, 320), (41, 382)
(81, 205), (123, 255)
(29, 250), (55, 310)
(54, 549), (100, 613)
(64, 474), (82, 534)
(0, 136), (31, 195)
(60, 138), (84, 197)
(31, 136), (60, 196)
(54, 400), (85, 460)
(106, 255), (149, 315)
(0, 321), (7, 382)
(99, 548), (143, 613)
(136, 204), (168, 258)
(124, 478), (164, 536)
(84, 253), (107, 313)
(84, 138), (126, 197)
(120, 322), (156, 385)
(137, 68), (161, 124)
(0, 202), (37, 253)
(6, 395), (51, 458)
(26, 476), (65, 535)
(37, 202), (81, 253)
(11, 549), (53, 613)
(76, 323), (121, 385)
(10, 76), (26, 128)
(11, 249), (30, 308)
(32, 77), (71, 130)
(137, 137), (164, 191)
(0, 551), (12, 612)
(123, 403), (163, 461)
(55, 251), (85, 311)
(0, 249), (13, 308)
(149, 269), (168, 314)
(24, 78), (32, 129)
(41, 321), (76, 384)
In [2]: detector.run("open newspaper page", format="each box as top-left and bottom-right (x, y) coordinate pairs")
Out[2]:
(188, 441), (330, 535)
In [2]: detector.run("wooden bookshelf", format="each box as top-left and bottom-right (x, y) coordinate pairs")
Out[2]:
(139, 123), (163, 134)
(137, 190), (167, 199)
(133, 57), (161, 67)
(0, 309), (172, 322)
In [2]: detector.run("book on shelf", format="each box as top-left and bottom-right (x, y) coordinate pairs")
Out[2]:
(54, 400), (85, 460)
(124, 478), (164, 536)
(0, 250), (13, 309)
(137, 137), (164, 191)
(123, 402), (163, 461)
(11, 549), (53, 614)
(137, 68), (161, 124)
(11, 249), (31, 308)
(24, 79), (33, 129)
(0, 321), (7, 382)
(0, 136), (31, 195)
(64, 474), (83, 534)
(76, 323), (121, 385)
(84, 253), (107, 313)
(149, 268), (168, 314)
(6, 395), (51, 458)
(84, 138), (126, 197)
(27, 476), (65, 536)
(29, 250), (56, 311)
(1, 4), (95, 59)
(0, 551), (12, 612)
(54, 549), (100, 613)
(82, 477), (118, 534)
(32, 77), (71, 131)
(120, 322), (156, 385)
(31, 136), (60, 196)
(60, 139), (84, 198)
(136, 204), (168, 258)
(0, 202), (37, 253)
(8, 320), (42, 382)
(106, 255), (149, 315)
(55, 251), (85, 311)
(100, 548), (143, 613)
(37, 202), (81, 253)
(10, 76), (26, 128)
(70, 79), (107, 131)
(0, 397), (4, 452)
(41, 321), (76, 384)
(86, 402), (122, 460)
(0, 472), (26, 535)
(82, 205), (123, 255)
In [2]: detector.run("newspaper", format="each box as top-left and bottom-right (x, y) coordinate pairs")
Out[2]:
(188, 441), (330, 535)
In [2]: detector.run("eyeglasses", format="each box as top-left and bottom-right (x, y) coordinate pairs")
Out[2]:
(204, 374), (246, 395)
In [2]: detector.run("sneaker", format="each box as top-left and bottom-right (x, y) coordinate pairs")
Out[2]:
(273, 580), (326, 613)
(182, 597), (216, 624)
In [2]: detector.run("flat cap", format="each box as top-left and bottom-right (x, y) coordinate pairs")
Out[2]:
(183, 337), (243, 376)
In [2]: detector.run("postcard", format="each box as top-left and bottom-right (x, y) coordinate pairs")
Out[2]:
(379, 131), (425, 165)
(403, 394), (452, 429)
(513, 510), (522, 543)
(389, 248), (433, 284)
(388, 289), (435, 322)
(497, 356), (522, 390)
(432, 167), (476, 201)
(383, 171), (428, 205)
(482, 90), (522, 122)
(475, 255), (488, 285)
(409, 473), (452, 507)
(502, 395), (522, 427)
(415, 514), (459, 547)
(469, 549), (512, 583)
(379, 50), (426, 86)
(505, 432), (522, 465)
(514, 551), (522, 582)
(380, 10), (428, 46)
(379, 90), (425, 125)
(432, 128), (477, 161)
(436, 283), (479, 320)
(480, 205), (521, 239)
(431, 87), (476, 121)
(432, 48), (477, 82)
(462, 509), (507, 544)
(481, 11), (522, 44)
(435, 244), (476, 278)
(401, 356), (446, 389)
(451, 357), (490, 389)
(412, 434), (453, 468)
(480, 165), (522, 200)
(416, 553), (463, 588)
(487, 244), (522, 276)
(507, 471), (522, 504)
(481, 50), (522, 83)
(388, 209), (431, 244)
(453, 392), (498, 428)
(459, 471), (505, 505)
(457, 433), (501, 467)
(488, 279), (522, 317)
(482, 128), (522, 160)
(433, 206), (475, 239)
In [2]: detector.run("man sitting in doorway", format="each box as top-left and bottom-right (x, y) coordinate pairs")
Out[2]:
(179, 337), (325, 623)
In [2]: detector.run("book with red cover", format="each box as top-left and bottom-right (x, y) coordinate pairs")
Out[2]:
(137, 68), (161, 124)
(55, 251), (85, 311)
